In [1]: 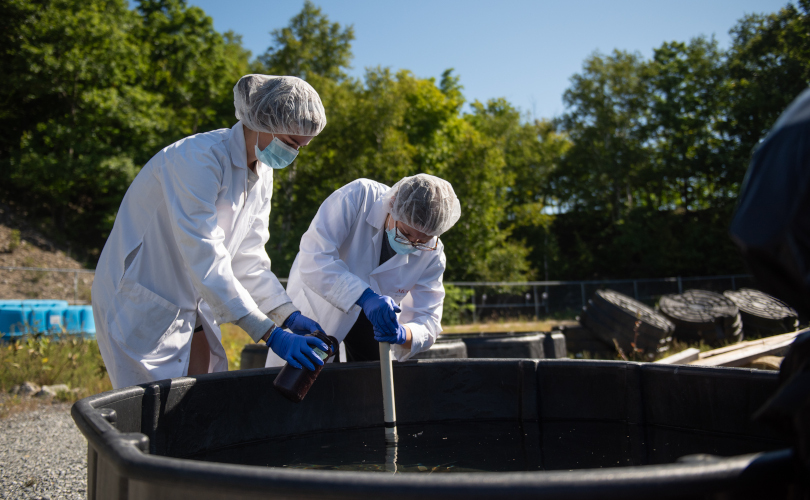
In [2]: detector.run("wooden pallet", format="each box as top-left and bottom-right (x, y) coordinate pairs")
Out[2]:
(654, 329), (804, 367)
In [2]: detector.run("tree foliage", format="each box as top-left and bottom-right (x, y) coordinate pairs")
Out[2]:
(1, 0), (809, 282)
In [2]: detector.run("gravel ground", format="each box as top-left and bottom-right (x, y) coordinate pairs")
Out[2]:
(0, 403), (87, 500)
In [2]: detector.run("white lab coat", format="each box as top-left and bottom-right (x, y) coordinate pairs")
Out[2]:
(265, 179), (446, 367)
(92, 121), (290, 389)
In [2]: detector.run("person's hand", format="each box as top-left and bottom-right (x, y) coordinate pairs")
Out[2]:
(356, 288), (401, 334)
(266, 327), (328, 371)
(283, 311), (324, 336)
(374, 324), (408, 345)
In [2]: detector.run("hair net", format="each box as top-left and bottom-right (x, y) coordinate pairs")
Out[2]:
(382, 174), (461, 237)
(233, 74), (326, 136)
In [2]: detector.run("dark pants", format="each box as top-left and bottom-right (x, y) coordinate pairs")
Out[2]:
(342, 311), (380, 362)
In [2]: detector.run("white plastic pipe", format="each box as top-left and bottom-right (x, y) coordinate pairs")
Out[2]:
(378, 342), (398, 444)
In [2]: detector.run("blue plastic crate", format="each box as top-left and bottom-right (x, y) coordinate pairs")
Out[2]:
(0, 300), (24, 308)
(63, 306), (83, 333)
(28, 307), (49, 334)
(45, 307), (66, 332)
(22, 299), (69, 308)
(0, 307), (27, 339)
(80, 306), (96, 336)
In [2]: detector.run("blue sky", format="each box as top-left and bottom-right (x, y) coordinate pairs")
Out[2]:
(180, 0), (791, 119)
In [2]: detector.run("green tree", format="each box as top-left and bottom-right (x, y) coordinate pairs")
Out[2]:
(725, 1), (810, 175)
(556, 50), (650, 221)
(0, 0), (253, 257)
(0, 0), (166, 251)
(646, 37), (729, 210)
(136, 0), (252, 144)
(259, 0), (355, 82)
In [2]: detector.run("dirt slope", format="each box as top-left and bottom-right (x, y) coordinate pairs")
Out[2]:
(0, 213), (92, 303)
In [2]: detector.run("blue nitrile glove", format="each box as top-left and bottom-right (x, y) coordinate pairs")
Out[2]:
(356, 288), (401, 335)
(266, 327), (328, 371)
(282, 311), (324, 336)
(374, 324), (408, 345)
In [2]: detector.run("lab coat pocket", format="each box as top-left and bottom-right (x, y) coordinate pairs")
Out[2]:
(110, 279), (181, 356)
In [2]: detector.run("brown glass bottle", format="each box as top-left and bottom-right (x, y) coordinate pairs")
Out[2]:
(273, 332), (339, 403)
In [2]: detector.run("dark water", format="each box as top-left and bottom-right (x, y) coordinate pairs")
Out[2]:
(188, 421), (784, 473)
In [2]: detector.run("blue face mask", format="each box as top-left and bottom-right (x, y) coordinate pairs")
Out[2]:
(386, 227), (418, 255)
(255, 135), (298, 169)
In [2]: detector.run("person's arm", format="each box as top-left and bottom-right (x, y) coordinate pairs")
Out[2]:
(390, 248), (447, 361)
(156, 151), (260, 332)
(297, 181), (374, 313)
(230, 189), (300, 340)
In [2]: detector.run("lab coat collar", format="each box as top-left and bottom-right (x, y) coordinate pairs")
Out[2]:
(229, 121), (268, 177)
(228, 121), (249, 170)
(366, 198), (388, 230)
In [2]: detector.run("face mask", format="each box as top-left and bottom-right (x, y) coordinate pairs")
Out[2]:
(255, 135), (298, 169)
(386, 227), (418, 255)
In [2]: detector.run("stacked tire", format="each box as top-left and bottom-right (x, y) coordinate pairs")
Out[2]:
(658, 290), (742, 346)
(723, 288), (799, 339)
(579, 289), (674, 358)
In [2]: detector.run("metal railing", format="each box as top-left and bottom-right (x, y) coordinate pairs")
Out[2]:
(444, 274), (755, 323)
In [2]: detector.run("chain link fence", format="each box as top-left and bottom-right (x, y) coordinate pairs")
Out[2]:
(0, 266), (95, 305)
(444, 274), (756, 324)
(0, 267), (755, 324)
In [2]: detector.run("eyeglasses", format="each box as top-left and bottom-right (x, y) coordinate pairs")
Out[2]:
(391, 222), (438, 251)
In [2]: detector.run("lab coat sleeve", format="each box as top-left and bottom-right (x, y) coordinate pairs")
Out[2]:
(392, 248), (447, 362)
(156, 152), (256, 325)
(231, 193), (296, 321)
(297, 183), (371, 313)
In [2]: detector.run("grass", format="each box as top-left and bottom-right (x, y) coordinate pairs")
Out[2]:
(0, 334), (112, 401)
(0, 325), (251, 419)
(442, 319), (578, 335)
(0, 333), (113, 418)
(220, 323), (254, 370)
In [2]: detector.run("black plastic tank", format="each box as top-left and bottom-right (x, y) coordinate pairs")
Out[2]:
(543, 332), (567, 358)
(71, 359), (797, 500)
(452, 332), (545, 358)
(412, 338), (467, 359)
(240, 343), (269, 370)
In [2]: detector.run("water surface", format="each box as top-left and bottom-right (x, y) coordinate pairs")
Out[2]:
(189, 420), (783, 473)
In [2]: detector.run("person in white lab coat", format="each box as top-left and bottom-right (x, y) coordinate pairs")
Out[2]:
(92, 74), (331, 389)
(266, 174), (461, 366)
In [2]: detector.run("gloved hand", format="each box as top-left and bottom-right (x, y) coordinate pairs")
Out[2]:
(282, 311), (324, 336)
(374, 324), (408, 345)
(356, 288), (401, 335)
(266, 326), (328, 371)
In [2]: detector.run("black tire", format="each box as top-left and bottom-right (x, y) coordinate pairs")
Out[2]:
(590, 289), (675, 336)
(579, 290), (672, 356)
(581, 300), (667, 355)
(658, 290), (741, 346)
(587, 298), (672, 339)
(724, 288), (799, 338)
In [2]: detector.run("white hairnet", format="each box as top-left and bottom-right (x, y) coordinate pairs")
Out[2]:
(233, 74), (326, 136)
(382, 174), (461, 237)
